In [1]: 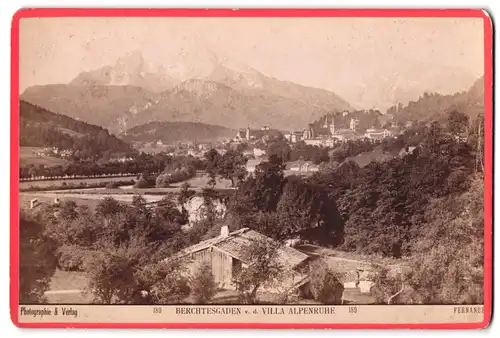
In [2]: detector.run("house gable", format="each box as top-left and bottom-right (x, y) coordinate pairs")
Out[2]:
(168, 227), (311, 292)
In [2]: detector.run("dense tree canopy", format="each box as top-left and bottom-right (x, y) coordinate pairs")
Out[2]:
(227, 155), (344, 245)
(19, 211), (58, 303)
(407, 176), (484, 304)
(309, 121), (477, 258)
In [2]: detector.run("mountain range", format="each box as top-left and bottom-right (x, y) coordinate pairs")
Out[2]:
(333, 57), (480, 112)
(21, 51), (352, 133)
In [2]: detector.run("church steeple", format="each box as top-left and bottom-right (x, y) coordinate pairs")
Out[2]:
(323, 115), (329, 128)
(329, 117), (335, 135)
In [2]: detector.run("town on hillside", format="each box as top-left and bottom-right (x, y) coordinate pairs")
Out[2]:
(17, 15), (487, 311)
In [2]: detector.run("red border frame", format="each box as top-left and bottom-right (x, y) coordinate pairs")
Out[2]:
(10, 8), (493, 329)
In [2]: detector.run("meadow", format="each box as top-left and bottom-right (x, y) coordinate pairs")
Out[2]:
(19, 175), (137, 190)
(19, 146), (70, 167)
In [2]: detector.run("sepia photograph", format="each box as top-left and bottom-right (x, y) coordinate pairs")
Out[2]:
(12, 8), (492, 327)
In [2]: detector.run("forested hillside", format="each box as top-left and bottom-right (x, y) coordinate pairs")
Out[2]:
(389, 75), (484, 124)
(310, 109), (385, 135)
(123, 121), (235, 144)
(20, 100), (134, 160)
(308, 113), (484, 303)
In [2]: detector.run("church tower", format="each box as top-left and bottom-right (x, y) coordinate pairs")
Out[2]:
(350, 118), (359, 131)
(309, 123), (315, 139)
(329, 117), (335, 135)
(323, 115), (329, 128)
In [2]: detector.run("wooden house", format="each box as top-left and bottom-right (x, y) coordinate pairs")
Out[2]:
(168, 227), (312, 295)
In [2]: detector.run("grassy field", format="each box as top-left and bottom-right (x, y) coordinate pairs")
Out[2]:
(19, 174), (232, 194)
(178, 175), (233, 190)
(45, 269), (93, 304)
(19, 176), (137, 190)
(19, 193), (103, 210)
(45, 292), (93, 304)
(19, 147), (70, 167)
(49, 269), (88, 291)
(345, 146), (397, 168)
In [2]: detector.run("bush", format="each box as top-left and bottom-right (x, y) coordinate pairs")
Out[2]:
(190, 261), (217, 304)
(57, 245), (87, 271)
(309, 259), (344, 304)
(105, 181), (120, 189)
(155, 166), (196, 188)
(134, 178), (150, 189)
(156, 173), (171, 188)
(134, 175), (156, 189)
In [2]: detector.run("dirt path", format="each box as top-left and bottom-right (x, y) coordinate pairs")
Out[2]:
(44, 289), (84, 295)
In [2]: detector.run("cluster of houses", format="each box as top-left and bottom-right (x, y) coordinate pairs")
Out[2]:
(285, 160), (320, 174)
(145, 140), (216, 158)
(244, 158), (320, 176)
(234, 126), (277, 143)
(285, 114), (399, 146)
(108, 156), (135, 163)
(168, 225), (381, 304)
(34, 147), (73, 159)
(145, 111), (404, 160)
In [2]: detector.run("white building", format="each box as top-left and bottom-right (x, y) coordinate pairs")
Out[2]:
(350, 118), (359, 131)
(290, 132), (303, 143)
(286, 161), (319, 173)
(364, 128), (393, 140)
(253, 148), (266, 158)
(304, 139), (324, 147)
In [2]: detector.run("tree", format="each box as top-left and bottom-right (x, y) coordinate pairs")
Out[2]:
(252, 155), (286, 211)
(177, 182), (195, 221)
(135, 260), (191, 304)
(59, 200), (78, 221)
(249, 211), (282, 240)
(19, 212), (58, 303)
(200, 187), (221, 227)
(447, 110), (470, 136)
(178, 182), (195, 206)
(218, 150), (248, 186)
(155, 173), (171, 188)
(309, 259), (344, 304)
(233, 239), (283, 304)
(96, 197), (122, 219)
(134, 172), (155, 188)
(276, 177), (323, 238)
(227, 155), (286, 234)
(84, 248), (137, 304)
(468, 112), (485, 173)
(190, 261), (217, 304)
(371, 267), (409, 304)
(276, 176), (344, 245)
(266, 137), (291, 162)
(56, 244), (87, 271)
(424, 121), (445, 151)
(407, 176), (484, 304)
(204, 149), (221, 187)
(153, 197), (187, 236)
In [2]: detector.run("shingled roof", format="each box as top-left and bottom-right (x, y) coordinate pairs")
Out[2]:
(169, 228), (310, 269)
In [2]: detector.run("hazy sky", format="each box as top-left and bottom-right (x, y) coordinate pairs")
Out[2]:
(19, 17), (484, 95)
